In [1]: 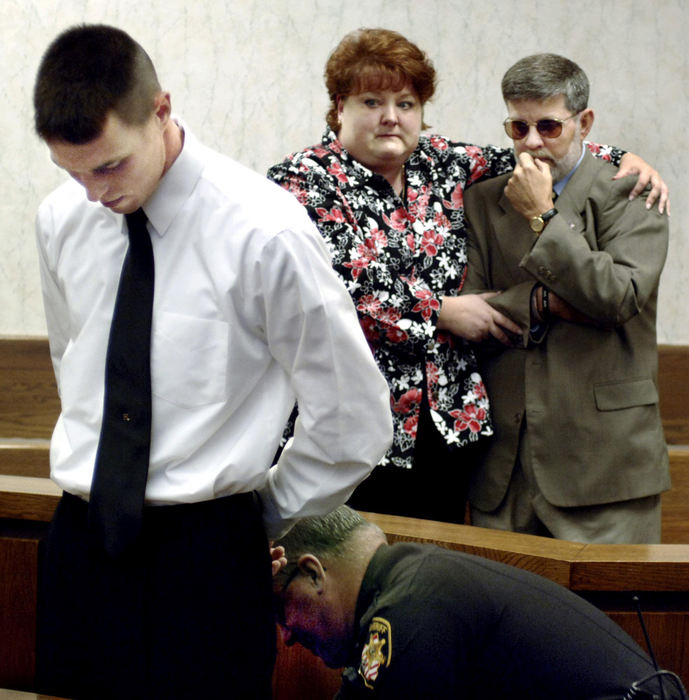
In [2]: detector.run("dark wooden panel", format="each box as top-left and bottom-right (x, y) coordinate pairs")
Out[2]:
(581, 592), (689, 690)
(0, 444), (50, 478)
(662, 447), (689, 543)
(273, 637), (341, 700)
(0, 525), (47, 690)
(614, 611), (689, 689)
(658, 344), (689, 444)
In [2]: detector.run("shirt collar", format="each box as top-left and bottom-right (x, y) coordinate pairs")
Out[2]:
(143, 117), (206, 236)
(553, 142), (586, 195)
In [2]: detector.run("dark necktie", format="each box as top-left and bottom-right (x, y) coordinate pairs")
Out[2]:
(89, 208), (154, 557)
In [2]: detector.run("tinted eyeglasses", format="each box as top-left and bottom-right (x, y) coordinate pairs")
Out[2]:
(503, 113), (579, 140)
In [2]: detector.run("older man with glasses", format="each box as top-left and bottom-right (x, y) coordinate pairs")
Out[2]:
(461, 53), (670, 544)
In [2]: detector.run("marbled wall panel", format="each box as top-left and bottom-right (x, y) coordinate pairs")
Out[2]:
(2, 0), (686, 341)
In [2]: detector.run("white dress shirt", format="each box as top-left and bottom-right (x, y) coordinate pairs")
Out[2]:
(36, 124), (392, 538)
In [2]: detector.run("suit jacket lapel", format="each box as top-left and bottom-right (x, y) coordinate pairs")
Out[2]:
(550, 149), (596, 221)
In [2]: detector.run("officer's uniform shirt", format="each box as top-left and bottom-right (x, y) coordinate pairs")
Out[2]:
(337, 542), (675, 699)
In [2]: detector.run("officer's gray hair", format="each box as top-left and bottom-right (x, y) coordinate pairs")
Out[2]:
(274, 505), (382, 588)
(501, 53), (589, 114)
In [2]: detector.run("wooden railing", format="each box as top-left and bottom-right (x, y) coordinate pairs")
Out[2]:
(1, 337), (688, 540)
(1, 337), (688, 696)
(2, 445), (688, 540)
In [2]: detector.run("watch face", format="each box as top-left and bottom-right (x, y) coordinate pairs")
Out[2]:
(530, 216), (545, 233)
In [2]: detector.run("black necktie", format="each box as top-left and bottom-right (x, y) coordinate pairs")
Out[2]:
(89, 208), (154, 557)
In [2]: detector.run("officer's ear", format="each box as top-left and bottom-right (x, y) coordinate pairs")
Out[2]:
(297, 554), (326, 593)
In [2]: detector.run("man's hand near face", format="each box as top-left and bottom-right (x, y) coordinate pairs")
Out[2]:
(504, 152), (555, 221)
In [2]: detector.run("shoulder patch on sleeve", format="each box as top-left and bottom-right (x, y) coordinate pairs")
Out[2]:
(359, 616), (392, 689)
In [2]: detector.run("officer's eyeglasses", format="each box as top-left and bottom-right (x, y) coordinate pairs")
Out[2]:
(273, 566), (300, 625)
(503, 113), (579, 140)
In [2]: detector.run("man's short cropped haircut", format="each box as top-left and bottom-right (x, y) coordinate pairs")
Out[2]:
(501, 53), (589, 115)
(324, 28), (437, 132)
(273, 506), (379, 589)
(34, 24), (161, 144)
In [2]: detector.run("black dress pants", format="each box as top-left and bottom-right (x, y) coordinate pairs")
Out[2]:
(37, 491), (275, 700)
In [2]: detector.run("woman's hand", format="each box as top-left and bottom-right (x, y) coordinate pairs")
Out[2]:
(616, 152), (670, 215)
(437, 293), (522, 344)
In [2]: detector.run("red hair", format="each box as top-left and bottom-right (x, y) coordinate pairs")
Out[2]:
(324, 28), (436, 132)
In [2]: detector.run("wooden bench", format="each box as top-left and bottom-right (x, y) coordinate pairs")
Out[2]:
(1, 337), (688, 696)
(3, 438), (689, 542)
(2, 512), (688, 698)
(1, 336), (688, 442)
(1, 336), (689, 539)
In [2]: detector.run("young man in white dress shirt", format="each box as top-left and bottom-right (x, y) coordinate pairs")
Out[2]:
(33, 24), (392, 699)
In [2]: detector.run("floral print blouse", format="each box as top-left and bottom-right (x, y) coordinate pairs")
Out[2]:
(268, 130), (621, 471)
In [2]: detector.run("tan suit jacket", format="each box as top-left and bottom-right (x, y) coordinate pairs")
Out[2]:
(463, 151), (669, 512)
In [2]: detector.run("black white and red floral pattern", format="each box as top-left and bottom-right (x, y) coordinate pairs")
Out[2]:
(268, 130), (621, 471)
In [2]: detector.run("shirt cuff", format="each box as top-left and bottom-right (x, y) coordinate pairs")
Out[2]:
(254, 483), (295, 541)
